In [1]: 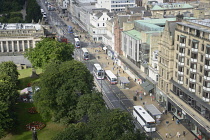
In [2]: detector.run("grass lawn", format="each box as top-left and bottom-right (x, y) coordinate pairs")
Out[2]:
(1, 68), (66, 140)
(17, 68), (42, 90)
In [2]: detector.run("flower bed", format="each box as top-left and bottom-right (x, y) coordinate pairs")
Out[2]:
(28, 107), (38, 114)
(26, 121), (46, 131)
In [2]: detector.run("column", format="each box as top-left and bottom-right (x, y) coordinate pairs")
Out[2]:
(6, 41), (9, 52)
(22, 40), (25, 51)
(17, 41), (20, 52)
(12, 41), (14, 52)
(27, 40), (30, 49)
(0, 41), (3, 52)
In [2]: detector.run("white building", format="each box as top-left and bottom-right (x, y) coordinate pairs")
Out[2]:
(95, 0), (137, 12)
(89, 10), (113, 41)
(0, 23), (45, 53)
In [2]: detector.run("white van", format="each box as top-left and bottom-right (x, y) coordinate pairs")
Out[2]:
(41, 9), (44, 14)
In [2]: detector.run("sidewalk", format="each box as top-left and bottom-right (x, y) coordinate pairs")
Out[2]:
(89, 47), (195, 140)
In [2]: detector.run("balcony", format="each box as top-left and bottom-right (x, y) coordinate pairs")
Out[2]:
(189, 78), (196, 83)
(178, 71), (184, 75)
(179, 43), (185, 47)
(191, 48), (198, 53)
(177, 80), (183, 84)
(190, 68), (196, 73)
(204, 65), (210, 70)
(179, 52), (185, 56)
(204, 76), (210, 81)
(203, 86), (210, 92)
(178, 62), (184, 66)
(190, 58), (197, 63)
(202, 97), (210, 102)
(189, 88), (195, 92)
(206, 54), (210, 59)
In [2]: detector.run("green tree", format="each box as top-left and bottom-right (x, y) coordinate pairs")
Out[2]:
(25, 38), (74, 69)
(76, 91), (106, 121)
(53, 109), (148, 140)
(0, 61), (19, 86)
(33, 61), (94, 124)
(0, 61), (19, 138)
(25, 0), (42, 23)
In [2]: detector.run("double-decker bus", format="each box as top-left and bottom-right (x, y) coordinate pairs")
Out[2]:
(105, 70), (117, 84)
(93, 64), (104, 80)
(74, 38), (80, 48)
(133, 106), (156, 132)
(81, 48), (89, 60)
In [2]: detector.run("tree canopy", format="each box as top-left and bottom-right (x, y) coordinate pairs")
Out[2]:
(25, 38), (74, 69)
(0, 62), (19, 138)
(53, 109), (148, 140)
(33, 60), (94, 124)
(25, 0), (42, 23)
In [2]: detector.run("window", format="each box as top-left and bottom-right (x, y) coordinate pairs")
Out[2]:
(199, 76), (202, 83)
(98, 23), (99, 26)
(200, 65), (203, 73)
(187, 69), (189, 75)
(186, 78), (188, 85)
(199, 86), (201, 93)
(176, 54), (178, 59)
(177, 35), (179, 41)
(201, 55), (203, 62)
(188, 49), (190, 55)
(202, 44), (204, 51)
(187, 59), (189, 65)
(188, 39), (191, 46)
(177, 44), (179, 50)
(103, 23), (105, 26)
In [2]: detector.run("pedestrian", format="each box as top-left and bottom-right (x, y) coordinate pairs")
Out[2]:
(139, 94), (142, 100)
(163, 109), (165, 115)
(183, 130), (186, 137)
(172, 115), (175, 121)
(176, 119), (180, 124)
(113, 62), (114, 65)
(107, 56), (108, 60)
(135, 78), (136, 82)
(165, 109), (168, 115)
(176, 132), (181, 138)
(108, 62), (109, 65)
(123, 70), (125, 73)
(128, 76), (129, 80)
(119, 69), (121, 73)
(165, 133), (168, 138)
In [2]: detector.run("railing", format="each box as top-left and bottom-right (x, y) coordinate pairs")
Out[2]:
(189, 88), (195, 92)
(189, 78), (196, 83)
(204, 76), (210, 81)
(203, 86), (210, 92)
(190, 58), (197, 63)
(190, 68), (197, 73)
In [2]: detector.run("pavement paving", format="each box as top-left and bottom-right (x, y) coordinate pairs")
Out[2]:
(59, 13), (196, 140)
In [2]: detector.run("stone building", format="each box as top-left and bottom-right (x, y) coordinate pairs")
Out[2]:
(0, 23), (45, 53)
(158, 18), (210, 140)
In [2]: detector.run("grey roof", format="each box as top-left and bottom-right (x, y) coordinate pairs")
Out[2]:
(119, 77), (130, 84)
(168, 21), (177, 37)
(0, 56), (31, 66)
(118, 15), (130, 28)
(145, 104), (162, 116)
(144, 11), (152, 17)
(95, 12), (103, 18)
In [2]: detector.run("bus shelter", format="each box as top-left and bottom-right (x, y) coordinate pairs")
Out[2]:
(145, 104), (162, 124)
(119, 77), (130, 89)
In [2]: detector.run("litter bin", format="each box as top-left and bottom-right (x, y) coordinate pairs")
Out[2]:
(133, 96), (137, 101)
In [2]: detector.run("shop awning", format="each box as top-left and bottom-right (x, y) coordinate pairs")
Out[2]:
(140, 81), (154, 93)
(145, 104), (162, 116)
(144, 85), (154, 93)
(141, 81), (149, 88)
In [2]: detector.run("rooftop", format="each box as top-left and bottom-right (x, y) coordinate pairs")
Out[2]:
(123, 30), (141, 40)
(0, 23), (42, 30)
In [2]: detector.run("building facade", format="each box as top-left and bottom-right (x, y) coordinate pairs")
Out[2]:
(95, 0), (137, 12)
(0, 23), (45, 53)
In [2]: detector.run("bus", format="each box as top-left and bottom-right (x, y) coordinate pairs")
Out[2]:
(68, 26), (73, 33)
(81, 48), (89, 60)
(74, 38), (80, 48)
(105, 70), (117, 84)
(133, 106), (156, 132)
(93, 64), (104, 80)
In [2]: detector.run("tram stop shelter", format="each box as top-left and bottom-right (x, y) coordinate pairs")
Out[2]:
(119, 77), (130, 89)
(145, 104), (162, 123)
